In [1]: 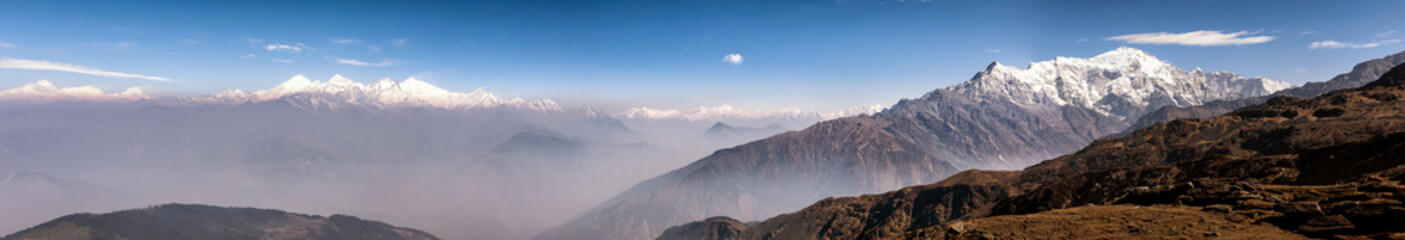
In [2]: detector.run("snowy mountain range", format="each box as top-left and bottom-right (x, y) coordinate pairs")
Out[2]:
(0, 75), (883, 123)
(0, 74), (862, 240)
(952, 47), (1292, 120)
(540, 47), (1298, 240)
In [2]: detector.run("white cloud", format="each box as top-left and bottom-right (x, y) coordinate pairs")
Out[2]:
(1300, 30), (1317, 35)
(1309, 39), (1401, 49)
(331, 57), (403, 67)
(264, 43), (310, 52)
(391, 38), (409, 48)
(1378, 30), (1398, 38)
(820, 104), (887, 119)
(985, 48), (1003, 54)
(0, 42), (16, 48)
(272, 58), (294, 63)
(723, 53), (743, 65)
(368, 46), (382, 53)
(0, 80), (149, 104)
(1075, 38), (1089, 42)
(332, 38), (361, 44)
(91, 41), (138, 52)
(0, 57), (171, 81)
(239, 53), (255, 59)
(620, 104), (887, 121)
(1106, 30), (1274, 46)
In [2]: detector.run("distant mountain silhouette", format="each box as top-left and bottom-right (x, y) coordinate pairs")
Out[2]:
(3, 204), (439, 240)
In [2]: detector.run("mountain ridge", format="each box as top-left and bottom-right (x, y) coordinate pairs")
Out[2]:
(1124, 49), (1405, 133)
(538, 47), (1292, 240)
(2, 203), (440, 240)
(656, 50), (1405, 240)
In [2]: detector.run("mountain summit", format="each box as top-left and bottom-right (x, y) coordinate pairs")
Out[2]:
(539, 47), (1297, 240)
(883, 46), (1290, 169)
(953, 46), (1291, 120)
(665, 54), (1405, 240)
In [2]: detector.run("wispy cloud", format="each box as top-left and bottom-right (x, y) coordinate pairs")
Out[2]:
(0, 42), (16, 48)
(272, 58), (294, 63)
(331, 57), (403, 67)
(239, 53), (255, 59)
(0, 57), (171, 81)
(1106, 30), (1274, 46)
(985, 48), (1004, 54)
(722, 53), (743, 65)
(367, 46), (382, 52)
(391, 38), (409, 48)
(264, 43), (310, 52)
(1377, 30), (1398, 38)
(1075, 38), (1089, 42)
(91, 41), (138, 52)
(1309, 39), (1401, 49)
(332, 38), (361, 44)
(1300, 30), (1317, 35)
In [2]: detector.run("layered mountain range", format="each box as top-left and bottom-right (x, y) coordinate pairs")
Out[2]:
(0, 76), (671, 239)
(0, 71), (895, 239)
(658, 56), (1405, 240)
(538, 47), (1295, 240)
(0, 164), (146, 237)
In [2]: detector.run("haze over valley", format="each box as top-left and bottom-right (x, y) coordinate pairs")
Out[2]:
(4, 1), (1405, 240)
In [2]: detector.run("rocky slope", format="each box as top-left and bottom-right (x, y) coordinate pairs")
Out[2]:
(657, 57), (1405, 240)
(541, 47), (1289, 240)
(1126, 49), (1405, 133)
(891, 205), (1308, 240)
(2, 204), (439, 240)
(653, 217), (749, 240)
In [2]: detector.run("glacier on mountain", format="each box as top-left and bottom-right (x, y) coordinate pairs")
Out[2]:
(950, 47), (1293, 120)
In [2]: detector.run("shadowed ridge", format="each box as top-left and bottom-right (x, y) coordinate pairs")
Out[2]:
(657, 58), (1405, 240)
(2, 203), (440, 240)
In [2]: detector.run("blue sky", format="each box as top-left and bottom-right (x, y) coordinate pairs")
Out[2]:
(1, 0), (1404, 112)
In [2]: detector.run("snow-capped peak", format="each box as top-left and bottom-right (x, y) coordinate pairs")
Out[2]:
(1092, 46), (1157, 61)
(328, 74), (353, 85)
(948, 47), (1293, 120)
(0, 80), (148, 104)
